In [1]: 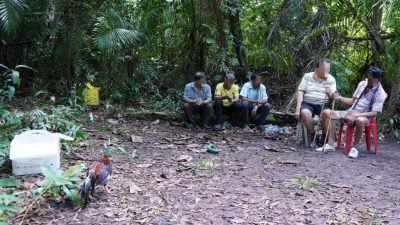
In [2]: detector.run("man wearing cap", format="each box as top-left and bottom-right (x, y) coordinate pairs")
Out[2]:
(213, 73), (241, 130)
(183, 72), (212, 129)
(322, 66), (387, 151)
(240, 72), (272, 130)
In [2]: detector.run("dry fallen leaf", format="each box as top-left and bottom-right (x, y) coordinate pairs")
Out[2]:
(186, 143), (202, 148)
(107, 119), (119, 125)
(129, 182), (142, 194)
(328, 183), (352, 188)
(177, 155), (193, 162)
(131, 135), (143, 143)
(151, 119), (160, 125)
(136, 163), (153, 168)
(230, 218), (246, 224)
(104, 211), (114, 218)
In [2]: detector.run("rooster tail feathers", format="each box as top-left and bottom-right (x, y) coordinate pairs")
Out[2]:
(79, 171), (95, 206)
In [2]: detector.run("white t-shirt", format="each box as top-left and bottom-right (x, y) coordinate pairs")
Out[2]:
(298, 72), (336, 104)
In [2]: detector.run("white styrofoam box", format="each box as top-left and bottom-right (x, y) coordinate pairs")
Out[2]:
(9, 130), (72, 175)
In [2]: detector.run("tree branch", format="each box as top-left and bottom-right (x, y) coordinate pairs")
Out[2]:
(342, 33), (397, 41)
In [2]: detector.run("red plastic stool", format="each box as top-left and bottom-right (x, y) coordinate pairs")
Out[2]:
(337, 116), (379, 155)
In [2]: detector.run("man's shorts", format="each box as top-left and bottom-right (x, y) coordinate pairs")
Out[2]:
(301, 101), (331, 117)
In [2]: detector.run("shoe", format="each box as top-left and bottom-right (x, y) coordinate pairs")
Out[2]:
(243, 124), (250, 130)
(256, 125), (264, 131)
(221, 121), (230, 130)
(348, 147), (359, 158)
(185, 123), (194, 129)
(202, 124), (212, 129)
(315, 143), (336, 152)
(214, 124), (222, 130)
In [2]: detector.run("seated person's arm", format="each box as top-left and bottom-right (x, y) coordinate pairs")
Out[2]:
(183, 86), (196, 104)
(354, 111), (377, 118)
(257, 88), (269, 105)
(203, 86), (212, 104)
(257, 98), (268, 105)
(214, 94), (225, 100)
(241, 96), (257, 103)
(337, 96), (356, 106)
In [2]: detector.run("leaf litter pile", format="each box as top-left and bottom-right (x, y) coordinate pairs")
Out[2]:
(9, 113), (400, 224)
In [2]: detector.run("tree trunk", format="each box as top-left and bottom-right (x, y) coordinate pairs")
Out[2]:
(63, 0), (73, 91)
(196, 0), (206, 72)
(364, 3), (385, 58)
(387, 55), (400, 116)
(227, 0), (248, 83)
(211, 0), (227, 50)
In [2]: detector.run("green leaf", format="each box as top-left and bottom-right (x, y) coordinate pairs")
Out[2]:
(0, 204), (22, 212)
(0, 64), (9, 70)
(0, 178), (21, 187)
(7, 86), (15, 100)
(0, 194), (22, 203)
(41, 166), (61, 179)
(0, 0), (28, 34)
(15, 65), (36, 72)
(64, 163), (85, 177)
(11, 70), (20, 85)
(205, 37), (215, 44)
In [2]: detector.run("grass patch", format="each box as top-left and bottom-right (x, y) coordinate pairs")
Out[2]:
(284, 176), (320, 190)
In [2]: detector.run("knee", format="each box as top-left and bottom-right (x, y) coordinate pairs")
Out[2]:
(262, 103), (272, 111)
(300, 109), (312, 121)
(183, 103), (191, 110)
(354, 118), (366, 127)
(322, 109), (331, 119)
(242, 101), (250, 109)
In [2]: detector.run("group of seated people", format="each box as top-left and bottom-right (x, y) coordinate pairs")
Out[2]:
(183, 58), (387, 152)
(183, 71), (272, 131)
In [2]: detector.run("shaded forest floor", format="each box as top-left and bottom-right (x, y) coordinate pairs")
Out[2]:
(10, 112), (400, 225)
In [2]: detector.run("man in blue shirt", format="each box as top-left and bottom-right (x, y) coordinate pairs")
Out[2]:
(240, 72), (272, 130)
(183, 72), (212, 129)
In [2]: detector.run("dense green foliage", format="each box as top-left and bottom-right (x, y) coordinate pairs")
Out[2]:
(0, 0), (399, 112)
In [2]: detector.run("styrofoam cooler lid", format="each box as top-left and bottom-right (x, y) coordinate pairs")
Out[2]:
(9, 130), (73, 160)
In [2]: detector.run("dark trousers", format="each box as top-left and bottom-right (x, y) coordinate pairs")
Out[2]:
(241, 101), (272, 125)
(183, 103), (211, 125)
(214, 100), (241, 125)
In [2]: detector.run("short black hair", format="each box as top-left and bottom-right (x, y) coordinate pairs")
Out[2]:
(367, 66), (382, 80)
(194, 72), (206, 81)
(250, 71), (261, 81)
(315, 58), (330, 68)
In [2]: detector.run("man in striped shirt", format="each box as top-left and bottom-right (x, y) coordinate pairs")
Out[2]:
(295, 59), (337, 146)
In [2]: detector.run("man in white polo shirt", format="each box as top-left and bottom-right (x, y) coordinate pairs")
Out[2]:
(295, 58), (337, 146)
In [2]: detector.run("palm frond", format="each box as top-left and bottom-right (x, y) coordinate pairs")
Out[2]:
(93, 10), (142, 52)
(0, 0), (27, 34)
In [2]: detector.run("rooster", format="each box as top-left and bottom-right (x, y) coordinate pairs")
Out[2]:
(79, 153), (112, 207)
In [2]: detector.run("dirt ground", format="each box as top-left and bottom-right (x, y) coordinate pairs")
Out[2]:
(10, 113), (400, 225)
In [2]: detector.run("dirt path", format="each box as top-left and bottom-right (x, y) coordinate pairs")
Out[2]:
(12, 116), (400, 225)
